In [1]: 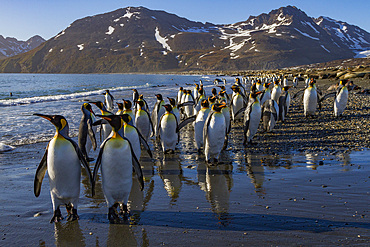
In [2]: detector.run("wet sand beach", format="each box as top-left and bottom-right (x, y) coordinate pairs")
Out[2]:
(0, 78), (369, 246)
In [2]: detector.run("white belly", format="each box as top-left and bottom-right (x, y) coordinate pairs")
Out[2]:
(194, 109), (210, 149)
(246, 103), (261, 142)
(101, 139), (133, 207)
(303, 88), (317, 116)
(232, 95), (244, 120)
(271, 87), (281, 102)
(135, 111), (150, 141)
(334, 89), (348, 116)
(47, 137), (81, 207)
(124, 126), (141, 160)
(160, 114), (177, 152)
(204, 113), (225, 161)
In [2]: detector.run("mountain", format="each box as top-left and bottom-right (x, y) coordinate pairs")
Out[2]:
(0, 35), (45, 59)
(0, 6), (369, 73)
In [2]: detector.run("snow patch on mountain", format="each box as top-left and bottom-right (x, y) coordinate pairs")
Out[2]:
(155, 27), (172, 52)
(294, 28), (319, 40)
(106, 26), (115, 35)
(354, 50), (370, 58)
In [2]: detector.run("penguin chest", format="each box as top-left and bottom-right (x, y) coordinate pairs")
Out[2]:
(194, 110), (210, 147)
(101, 139), (133, 193)
(206, 113), (225, 151)
(160, 114), (177, 149)
(303, 88), (317, 114)
(247, 103), (261, 139)
(334, 88), (348, 115)
(233, 95), (244, 119)
(47, 137), (81, 196)
(271, 87), (281, 101)
(124, 126), (141, 159)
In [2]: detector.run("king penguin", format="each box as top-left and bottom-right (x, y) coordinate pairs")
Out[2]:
(230, 86), (246, 121)
(151, 94), (165, 137)
(333, 80), (349, 117)
(203, 103), (227, 163)
(120, 114), (152, 160)
(193, 100), (211, 152)
(271, 80), (282, 102)
(93, 114), (144, 223)
(177, 87), (184, 104)
(320, 80), (349, 117)
(261, 99), (279, 132)
(260, 82), (272, 106)
(78, 103), (97, 162)
(135, 100), (154, 141)
(243, 91), (262, 145)
(303, 79), (319, 117)
(103, 90), (115, 112)
(158, 104), (179, 153)
(167, 97), (180, 124)
(122, 100), (135, 126)
(278, 86), (292, 122)
(33, 113), (94, 223)
(132, 89), (139, 110)
(91, 101), (113, 142)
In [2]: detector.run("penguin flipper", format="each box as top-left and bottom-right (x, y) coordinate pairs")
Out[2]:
(126, 138), (144, 191)
(93, 137), (111, 186)
(66, 137), (95, 197)
(293, 89), (305, 99)
(319, 92), (336, 103)
(87, 119), (97, 151)
(178, 101), (195, 108)
(34, 147), (48, 197)
(146, 110), (155, 136)
(135, 126), (153, 158)
(243, 105), (252, 142)
(143, 99), (150, 112)
(234, 107), (246, 121)
(177, 115), (196, 132)
(203, 111), (215, 144)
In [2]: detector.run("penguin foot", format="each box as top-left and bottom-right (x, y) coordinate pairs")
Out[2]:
(108, 207), (120, 224)
(50, 208), (63, 223)
(119, 204), (129, 217)
(67, 209), (79, 222)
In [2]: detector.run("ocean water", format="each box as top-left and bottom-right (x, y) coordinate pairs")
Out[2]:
(0, 73), (226, 148)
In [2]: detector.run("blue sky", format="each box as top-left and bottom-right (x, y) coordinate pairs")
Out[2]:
(1, 0), (369, 41)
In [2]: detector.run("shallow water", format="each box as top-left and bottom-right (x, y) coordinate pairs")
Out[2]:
(0, 74), (369, 245)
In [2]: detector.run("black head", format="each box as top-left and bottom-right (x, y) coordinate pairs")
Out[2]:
(156, 94), (163, 101)
(123, 100), (132, 109)
(33, 113), (69, 133)
(163, 104), (173, 112)
(167, 97), (176, 106)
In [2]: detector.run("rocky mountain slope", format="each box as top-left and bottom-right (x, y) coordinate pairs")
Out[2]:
(0, 35), (45, 59)
(0, 6), (369, 73)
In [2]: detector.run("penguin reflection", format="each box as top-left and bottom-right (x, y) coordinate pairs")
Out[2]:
(107, 224), (137, 246)
(204, 164), (233, 215)
(245, 154), (265, 195)
(54, 221), (85, 246)
(157, 155), (183, 204)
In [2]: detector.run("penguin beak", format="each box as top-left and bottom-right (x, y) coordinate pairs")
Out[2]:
(33, 113), (52, 121)
(96, 115), (113, 122)
(255, 91), (263, 95)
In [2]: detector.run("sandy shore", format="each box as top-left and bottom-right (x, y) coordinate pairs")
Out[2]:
(0, 78), (369, 246)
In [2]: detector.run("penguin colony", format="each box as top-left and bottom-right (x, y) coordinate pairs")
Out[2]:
(34, 77), (357, 223)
